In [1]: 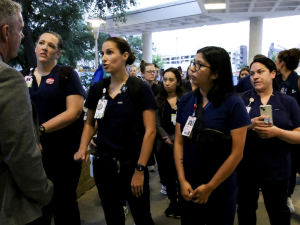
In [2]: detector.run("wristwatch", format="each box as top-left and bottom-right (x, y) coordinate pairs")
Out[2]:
(136, 163), (145, 171)
(39, 125), (46, 136)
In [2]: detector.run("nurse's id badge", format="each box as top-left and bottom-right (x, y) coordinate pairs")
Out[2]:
(25, 76), (33, 88)
(94, 99), (108, 119)
(171, 114), (177, 126)
(182, 116), (196, 137)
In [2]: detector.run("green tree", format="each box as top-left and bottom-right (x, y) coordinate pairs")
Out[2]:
(271, 52), (278, 62)
(11, 0), (136, 68)
(121, 35), (143, 62)
(80, 72), (94, 91)
(237, 63), (248, 70)
(152, 54), (165, 68)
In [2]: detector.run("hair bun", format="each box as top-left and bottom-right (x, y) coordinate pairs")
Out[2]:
(126, 51), (136, 65)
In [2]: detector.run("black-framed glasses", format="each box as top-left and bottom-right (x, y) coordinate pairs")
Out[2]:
(190, 61), (211, 71)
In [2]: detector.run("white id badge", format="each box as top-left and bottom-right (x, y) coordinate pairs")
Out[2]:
(94, 99), (108, 119)
(182, 116), (197, 137)
(25, 76), (33, 88)
(246, 106), (251, 114)
(171, 114), (177, 126)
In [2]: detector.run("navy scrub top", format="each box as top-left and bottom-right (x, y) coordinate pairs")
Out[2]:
(176, 90), (251, 185)
(239, 89), (300, 180)
(29, 65), (86, 149)
(85, 76), (158, 160)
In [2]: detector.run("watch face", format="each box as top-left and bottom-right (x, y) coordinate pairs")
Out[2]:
(40, 126), (44, 132)
(136, 164), (144, 171)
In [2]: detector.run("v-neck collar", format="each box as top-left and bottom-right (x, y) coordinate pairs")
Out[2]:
(106, 75), (130, 100)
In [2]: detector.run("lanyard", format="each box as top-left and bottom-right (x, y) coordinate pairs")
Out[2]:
(192, 96), (211, 116)
(192, 97), (197, 116)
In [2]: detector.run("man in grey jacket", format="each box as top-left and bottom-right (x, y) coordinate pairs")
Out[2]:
(0, 0), (53, 224)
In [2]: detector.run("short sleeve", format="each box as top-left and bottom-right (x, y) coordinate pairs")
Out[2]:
(140, 81), (158, 111)
(227, 95), (251, 130)
(289, 97), (300, 129)
(66, 70), (86, 98)
(84, 82), (100, 110)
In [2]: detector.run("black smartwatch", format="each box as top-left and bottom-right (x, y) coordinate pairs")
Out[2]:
(136, 163), (145, 171)
(39, 125), (46, 136)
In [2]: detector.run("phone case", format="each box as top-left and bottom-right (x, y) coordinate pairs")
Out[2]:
(260, 105), (273, 122)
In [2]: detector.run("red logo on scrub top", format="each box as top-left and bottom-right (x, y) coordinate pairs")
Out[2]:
(46, 78), (54, 85)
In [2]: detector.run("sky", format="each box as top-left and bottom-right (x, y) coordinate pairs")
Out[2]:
(128, 0), (300, 58)
(150, 15), (300, 58)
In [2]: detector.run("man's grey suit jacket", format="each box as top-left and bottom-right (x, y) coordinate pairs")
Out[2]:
(0, 57), (53, 225)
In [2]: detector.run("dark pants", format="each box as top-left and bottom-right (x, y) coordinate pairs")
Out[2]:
(288, 148), (300, 197)
(26, 204), (52, 225)
(42, 147), (82, 225)
(93, 156), (154, 225)
(158, 143), (182, 203)
(181, 173), (237, 225)
(237, 178), (290, 225)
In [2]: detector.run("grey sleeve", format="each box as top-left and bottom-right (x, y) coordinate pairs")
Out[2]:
(0, 68), (53, 206)
(155, 108), (169, 138)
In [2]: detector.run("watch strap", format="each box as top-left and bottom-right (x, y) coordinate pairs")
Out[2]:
(136, 163), (145, 171)
(39, 125), (46, 136)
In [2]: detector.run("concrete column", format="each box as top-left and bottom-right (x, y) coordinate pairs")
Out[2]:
(142, 31), (152, 63)
(249, 17), (263, 65)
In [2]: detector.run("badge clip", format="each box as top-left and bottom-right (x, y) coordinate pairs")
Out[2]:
(102, 88), (106, 100)
(120, 84), (127, 93)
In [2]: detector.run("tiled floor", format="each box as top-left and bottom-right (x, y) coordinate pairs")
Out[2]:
(76, 171), (300, 225)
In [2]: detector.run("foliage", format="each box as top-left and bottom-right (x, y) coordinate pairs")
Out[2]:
(271, 52), (278, 62)
(120, 35), (143, 62)
(80, 72), (94, 91)
(237, 63), (249, 70)
(152, 54), (165, 68)
(11, 0), (136, 68)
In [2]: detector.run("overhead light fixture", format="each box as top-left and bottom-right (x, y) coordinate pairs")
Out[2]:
(87, 18), (106, 28)
(204, 3), (226, 9)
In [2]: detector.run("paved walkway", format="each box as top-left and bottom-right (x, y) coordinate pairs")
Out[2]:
(76, 171), (300, 225)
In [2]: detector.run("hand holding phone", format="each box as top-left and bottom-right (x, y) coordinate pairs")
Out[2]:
(260, 105), (273, 123)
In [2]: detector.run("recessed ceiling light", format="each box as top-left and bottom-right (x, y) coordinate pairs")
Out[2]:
(204, 3), (226, 9)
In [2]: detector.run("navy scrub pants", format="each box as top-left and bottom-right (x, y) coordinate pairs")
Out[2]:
(42, 144), (82, 225)
(93, 156), (154, 225)
(237, 177), (290, 225)
(288, 148), (300, 197)
(158, 143), (183, 203)
(181, 173), (237, 225)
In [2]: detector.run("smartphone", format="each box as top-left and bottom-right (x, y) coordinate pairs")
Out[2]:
(260, 105), (273, 122)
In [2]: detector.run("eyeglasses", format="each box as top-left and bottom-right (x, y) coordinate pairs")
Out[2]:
(146, 70), (157, 74)
(190, 61), (211, 71)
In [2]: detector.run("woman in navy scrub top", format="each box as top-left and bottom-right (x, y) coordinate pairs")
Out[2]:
(275, 48), (300, 213)
(155, 68), (184, 218)
(237, 57), (300, 225)
(174, 46), (251, 225)
(27, 32), (86, 224)
(74, 37), (157, 225)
